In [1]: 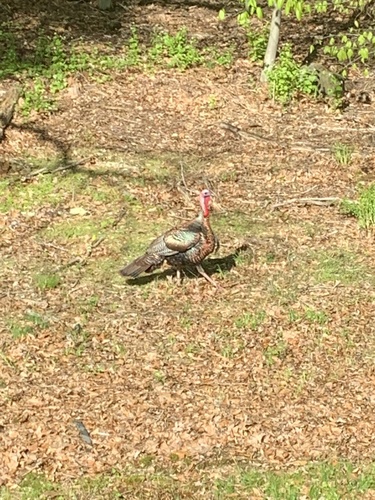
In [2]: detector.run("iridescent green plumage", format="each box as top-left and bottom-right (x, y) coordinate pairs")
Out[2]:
(120, 190), (219, 286)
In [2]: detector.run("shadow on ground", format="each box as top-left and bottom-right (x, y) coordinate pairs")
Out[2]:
(122, 244), (251, 286)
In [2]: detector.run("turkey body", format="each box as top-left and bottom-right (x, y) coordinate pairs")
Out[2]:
(120, 189), (219, 285)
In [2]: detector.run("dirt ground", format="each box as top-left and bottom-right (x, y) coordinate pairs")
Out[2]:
(1, 0), (375, 493)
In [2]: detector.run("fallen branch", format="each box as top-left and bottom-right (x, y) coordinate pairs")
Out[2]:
(220, 121), (275, 144)
(26, 157), (91, 178)
(220, 122), (331, 152)
(272, 197), (341, 209)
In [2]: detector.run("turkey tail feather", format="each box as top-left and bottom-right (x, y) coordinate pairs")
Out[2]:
(120, 253), (164, 278)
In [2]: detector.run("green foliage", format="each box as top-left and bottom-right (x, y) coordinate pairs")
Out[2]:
(149, 29), (202, 70)
(313, 249), (368, 283)
(33, 272), (61, 290)
(204, 46), (234, 68)
(219, 1), (375, 68)
(333, 142), (353, 165)
(0, 27), (233, 114)
(126, 27), (141, 66)
(323, 29), (375, 65)
(304, 308), (329, 325)
(248, 28), (268, 61)
(7, 311), (49, 339)
(0, 31), (131, 114)
(267, 44), (318, 104)
(3, 461), (375, 499)
(145, 28), (233, 70)
(341, 183), (375, 228)
(235, 310), (266, 329)
(264, 339), (288, 366)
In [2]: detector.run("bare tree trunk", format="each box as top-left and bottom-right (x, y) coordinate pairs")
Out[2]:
(260, 7), (281, 82)
(0, 86), (21, 141)
(98, 0), (113, 10)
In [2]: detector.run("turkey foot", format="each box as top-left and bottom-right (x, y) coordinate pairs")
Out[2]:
(196, 264), (219, 288)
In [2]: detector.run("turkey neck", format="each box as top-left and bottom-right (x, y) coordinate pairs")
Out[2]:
(197, 208), (214, 240)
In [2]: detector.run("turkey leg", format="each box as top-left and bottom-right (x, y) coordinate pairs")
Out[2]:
(196, 264), (218, 288)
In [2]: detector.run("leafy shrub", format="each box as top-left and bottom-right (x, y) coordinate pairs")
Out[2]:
(266, 44), (318, 104)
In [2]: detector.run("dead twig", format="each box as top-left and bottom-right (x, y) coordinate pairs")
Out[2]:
(39, 241), (70, 253)
(112, 208), (127, 228)
(57, 236), (105, 271)
(179, 162), (195, 194)
(25, 157), (91, 179)
(220, 121), (275, 144)
(220, 122), (331, 153)
(272, 197), (341, 209)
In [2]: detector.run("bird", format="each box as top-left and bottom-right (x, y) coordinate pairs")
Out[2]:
(120, 188), (219, 286)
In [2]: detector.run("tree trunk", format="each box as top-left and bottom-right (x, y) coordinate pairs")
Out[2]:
(0, 86), (21, 141)
(98, 0), (113, 10)
(260, 7), (281, 82)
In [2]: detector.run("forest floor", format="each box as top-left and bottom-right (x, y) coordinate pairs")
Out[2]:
(1, 0), (375, 498)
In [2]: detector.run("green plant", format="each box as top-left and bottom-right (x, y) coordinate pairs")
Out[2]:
(323, 29), (375, 68)
(33, 272), (61, 290)
(313, 249), (367, 283)
(333, 142), (353, 165)
(219, 1), (375, 72)
(203, 47), (234, 67)
(248, 29), (268, 61)
(153, 370), (166, 383)
(221, 344), (235, 358)
(341, 183), (375, 228)
(25, 311), (50, 329)
(207, 94), (218, 109)
(235, 310), (266, 329)
(288, 309), (300, 322)
(149, 29), (202, 70)
(126, 27), (141, 66)
(264, 340), (288, 366)
(6, 311), (49, 339)
(0, 30), (142, 115)
(304, 308), (329, 325)
(8, 322), (34, 339)
(267, 44), (318, 104)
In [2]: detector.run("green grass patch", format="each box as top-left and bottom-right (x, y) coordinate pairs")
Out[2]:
(341, 183), (375, 229)
(3, 461), (375, 499)
(311, 249), (369, 285)
(6, 311), (50, 339)
(235, 310), (266, 329)
(0, 169), (121, 213)
(0, 175), (58, 213)
(304, 308), (329, 325)
(33, 272), (61, 290)
(333, 142), (353, 166)
(42, 219), (107, 241)
(264, 339), (288, 367)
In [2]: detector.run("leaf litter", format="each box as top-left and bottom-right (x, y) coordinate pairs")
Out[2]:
(1, 0), (375, 494)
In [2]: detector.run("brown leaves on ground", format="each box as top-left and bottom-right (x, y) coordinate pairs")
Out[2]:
(1, 0), (375, 491)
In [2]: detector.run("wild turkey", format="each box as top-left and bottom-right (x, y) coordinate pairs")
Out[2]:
(120, 189), (219, 286)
